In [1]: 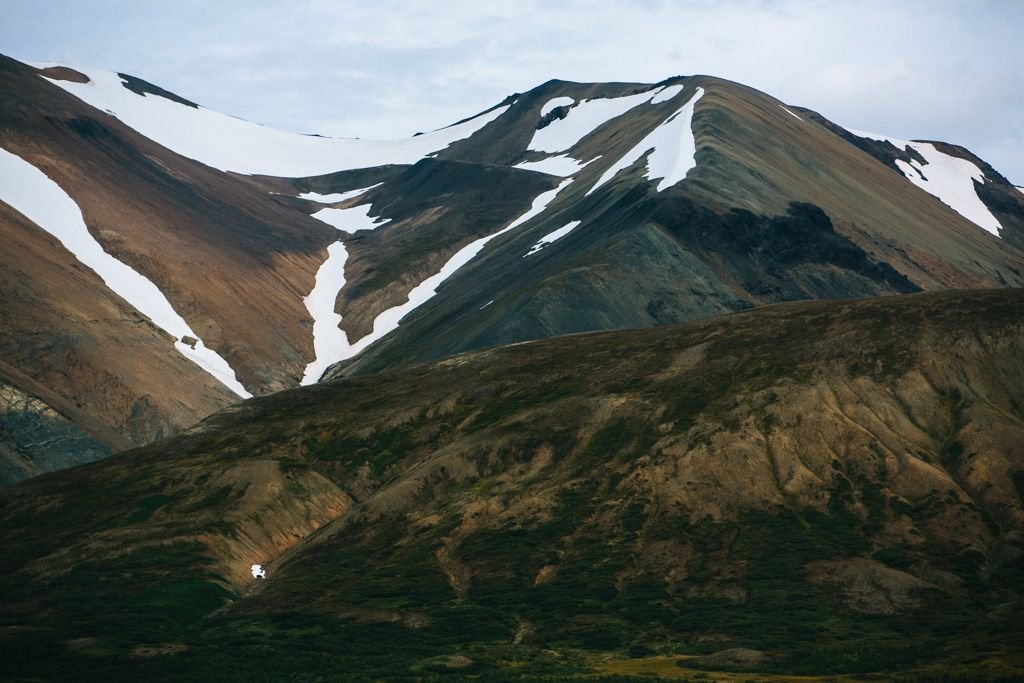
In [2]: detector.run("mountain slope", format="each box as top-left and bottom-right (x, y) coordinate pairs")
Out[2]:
(4, 55), (1024, 485)
(328, 75), (1024, 376)
(0, 56), (537, 482)
(1, 290), (1023, 680)
(0, 195), (238, 485)
(799, 107), (1024, 249)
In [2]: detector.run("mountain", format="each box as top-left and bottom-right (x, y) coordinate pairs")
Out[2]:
(4, 52), (1024, 680)
(333, 77), (1024, 377)
(1, 290), (1023, 680)
(2, 52), (1024, 490)
(0, 56), (542, 483)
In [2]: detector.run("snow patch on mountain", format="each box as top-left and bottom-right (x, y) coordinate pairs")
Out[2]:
(299, 180), (574, 383)
(39, 64), (508, 177)
(514, 154), (597, 177)
(348, 179), (575, 353)
(650, 85), (684, 104)
(299, 184), (381, 204)
(588, 87), (704, 195)
(779, 105), (803, 121)
(301, 241), (349, 385)
(540, 96), (575, 117)
(847, 129), (910, 151)
(0, 147), (251, 398)
(524, 220), (582, 257)
(849, 129), (1002, 236)
(528, 89), (661, 154)
(496, 179), (574, 232)
(312, 204), (391, 234)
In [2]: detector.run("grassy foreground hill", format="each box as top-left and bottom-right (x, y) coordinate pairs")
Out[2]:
(2, 290), (1024, 681)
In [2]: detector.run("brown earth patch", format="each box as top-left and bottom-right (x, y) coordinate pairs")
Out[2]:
(36, 66), (88, 83)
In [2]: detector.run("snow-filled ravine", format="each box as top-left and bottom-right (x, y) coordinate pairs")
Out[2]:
(524, 220), (582, 257)
(588, 87), (705, 195)
(848, 129), (1003, 236)
(302, 242), (350, 385)
(0, 147), (251, 398)
(300, 179), (575, 384)
(38, 64), (509, 177)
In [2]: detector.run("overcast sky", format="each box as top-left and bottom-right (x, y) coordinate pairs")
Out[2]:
(3, 0), (1022, 182)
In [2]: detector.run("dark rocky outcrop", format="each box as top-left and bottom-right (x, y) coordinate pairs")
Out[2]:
(654, 199), (920, 295)
(0, 381), (109, 486)
(117, 72), (199, 108)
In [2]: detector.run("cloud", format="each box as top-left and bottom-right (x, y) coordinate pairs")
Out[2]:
(2, 0), (1022, 181)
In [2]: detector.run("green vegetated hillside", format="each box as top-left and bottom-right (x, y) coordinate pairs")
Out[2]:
(2, 289), (1023, 681)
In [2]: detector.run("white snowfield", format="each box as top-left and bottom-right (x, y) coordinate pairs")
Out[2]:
(779, 105), (803, 121)
(1016, 186), (1024, 197)
(298, 184), (381, 204)
(849, 129), (1003, 236)
(524, 220), (582, 257)
(514, 154), (597, 177)
(588, 87), (705, 195)
(311, 203), (391, 234)
(300, 179), (574, 384)
(251, 564), (266, 579)
(0, 147), (251, 398)
(540, 96), (575, 117)
(650, 85), (684, 104)
(529, 88), (665, 154)
(38, 64), (509, 177)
